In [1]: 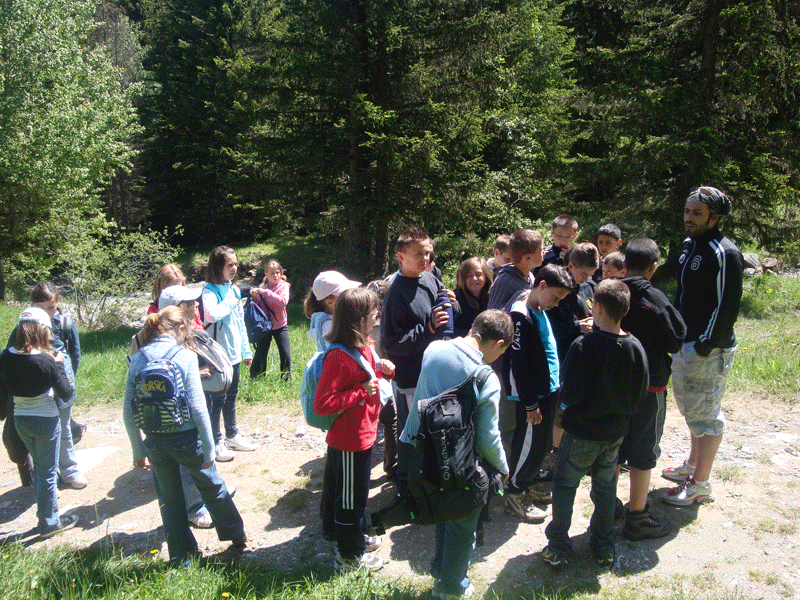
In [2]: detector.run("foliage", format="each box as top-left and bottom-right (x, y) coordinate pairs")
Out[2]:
(0, 0), (140, 297)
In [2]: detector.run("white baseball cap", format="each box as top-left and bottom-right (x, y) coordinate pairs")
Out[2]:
(158, 285), (203, 310)
(312, 271), (361, 301)
(19, 306), (52, 329)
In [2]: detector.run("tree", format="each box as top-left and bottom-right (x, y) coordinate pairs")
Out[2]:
(0, 0), (139, 298)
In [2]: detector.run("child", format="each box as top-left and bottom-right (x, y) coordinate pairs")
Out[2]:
(149, 264), (187, 315)
(487, 233), (512, 272)
(504, 264), (575, 523)
(538, 215), (579, 273)
(0, 307), (77, 538)
(304, 270), (361, 353)
(618, 239), (686, 540)
(249, 260), (291, 380)
(487, 229), (543, 312)
(315, 287), (395, 572)
(202, 246), (256, 461)
(400, 309), (512, 599)
(381, 227), (458, 492)
(453, 257), (493, 337)
(594, 223), (623, 282)
(602, 252), (626, 279)
(543, 279), (648, 568)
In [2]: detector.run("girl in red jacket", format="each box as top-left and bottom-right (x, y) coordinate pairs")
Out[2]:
(314, 287), (394, 573)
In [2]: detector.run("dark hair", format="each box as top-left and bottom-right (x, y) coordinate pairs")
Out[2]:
(31, 281), (59, 304)
(140, 305), (194, 347)
(597, 223), (622, 240)
(206, 246), (236, 285)
(509, 229), (543, 263)
(564, 242), (599, 269)
(602, 251), (626, 271)
(552, 214), (578, 231)
(14, 321), (52, 354)
(624, 238), (660, 274)
(395, 227), (431, 253)
(533, 263), (576, 291)
(325, 287), (380, 349)
(470, 309), (513, 343)
(303, 288), (330, 318)
(456, 257), (493, 311)
(594, 279), (630, 323)
(494, 234), (511, 253)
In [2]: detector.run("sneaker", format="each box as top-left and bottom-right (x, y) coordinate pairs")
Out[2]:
(432, 583), (475, 599)
(542, 545), (573, 567)
(215, 442), (235, 462)
(623, 505), (671, 540)
(188, 512), (214, 529)
(60, 474), (88, 490)
(526, 481), (553, 504)
(228, 486), (237, 498)
(663, 476), (714, 506)
(225, 433), (258, 452)
(505, 493), (547, 523)
(364, 534), (382, 552)
(593, 547), (615, 568)
(40, 514), (79, 539)
(661, 459), (695, 482)
(333, 549), (384, 573)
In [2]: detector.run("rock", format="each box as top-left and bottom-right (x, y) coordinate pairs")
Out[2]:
(762, 257), (779, 271)
(742, 252), (760, 269)
(744, 268), (757, 277)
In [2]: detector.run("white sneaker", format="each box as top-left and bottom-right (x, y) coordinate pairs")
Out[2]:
(225, 433), (258, 452)
(432, 583), (475, 599)
(661, 459), (695, 482)
(663, 476), (715, 506)
(364, 534), (381, 552)
(215, 442), (235, 462)
(60, 474), (88, 489)
(333, 548), (384, 573)
(188, 512), (214, 528)
(40, 514), (79, 539)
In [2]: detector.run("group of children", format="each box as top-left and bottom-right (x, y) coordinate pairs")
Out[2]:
(3, 218), (691, 594)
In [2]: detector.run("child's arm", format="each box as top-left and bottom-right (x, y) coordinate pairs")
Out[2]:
(314, 350), (371, 415)
(474, 370), (509, 476)
(65, 317), (81, 374)
(202, 286), (237, 323)
(508, 313), (551, 413)
(122, 368), (146, 466)
(252, 280), (290, 308)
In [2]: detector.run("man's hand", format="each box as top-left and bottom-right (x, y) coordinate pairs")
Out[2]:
(526, 407), (542, 425)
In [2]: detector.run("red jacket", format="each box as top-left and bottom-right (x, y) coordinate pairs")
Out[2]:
(314, 344), (389, 452)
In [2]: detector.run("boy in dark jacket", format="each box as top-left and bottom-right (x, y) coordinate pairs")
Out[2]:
(619, 239), (686, 540)
(543, 279), (648, 568)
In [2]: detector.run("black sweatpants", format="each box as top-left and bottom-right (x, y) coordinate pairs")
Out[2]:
(507, 391), (557, 493)
(322, 445), (373, 558)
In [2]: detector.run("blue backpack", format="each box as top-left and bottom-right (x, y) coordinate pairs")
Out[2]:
(243, 295), (273, 344)
(300, 344), (378, 431)
(132, 346), (191, 434)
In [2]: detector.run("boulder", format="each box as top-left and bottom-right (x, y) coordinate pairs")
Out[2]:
(742, 252), (760, 269)
(762, 257), (779, 272)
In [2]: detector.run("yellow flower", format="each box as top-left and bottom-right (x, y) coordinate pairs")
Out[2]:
(222, 593), (231, 598)
(150, 549), (159, 554)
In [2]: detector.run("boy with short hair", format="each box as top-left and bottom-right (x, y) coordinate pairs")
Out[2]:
(619, 238), (685, 540)
(594, 223), (623, 282)
(504, 264), (575, 523)
(487, 234), (512, 272)
(400, 309), (512, 599)
(487, 229), (544, 312)
(381, 227), (459, 492)
(602, 252), (626, 279)
(543, 279), (649, 568)
(539, 214), (579, 272)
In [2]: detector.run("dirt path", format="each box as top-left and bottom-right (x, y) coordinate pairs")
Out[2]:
(1, 392), (799, 599)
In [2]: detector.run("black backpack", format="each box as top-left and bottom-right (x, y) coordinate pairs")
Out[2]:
(373, 366), (501, 531)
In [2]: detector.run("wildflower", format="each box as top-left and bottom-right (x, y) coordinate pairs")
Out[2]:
(150, 549), (159, 555)
(222, 593), (231, 598)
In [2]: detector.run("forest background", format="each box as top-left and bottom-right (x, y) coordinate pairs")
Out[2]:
(1, 0), (798, 318)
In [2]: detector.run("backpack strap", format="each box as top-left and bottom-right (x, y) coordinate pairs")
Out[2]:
(327, 343), (377, 380)
(474, 365), (493, 391)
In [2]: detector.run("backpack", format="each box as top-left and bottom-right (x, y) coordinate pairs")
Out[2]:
(191, 329), (234, 395)
(300, 343), (378, 431)
(243, 295), (273, 345)
(372, 366), (498, 531)
(132, 346), (191, 434)
(203, 283), (230, 343)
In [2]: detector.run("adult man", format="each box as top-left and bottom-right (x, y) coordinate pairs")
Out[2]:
(662, 186), (743, 506)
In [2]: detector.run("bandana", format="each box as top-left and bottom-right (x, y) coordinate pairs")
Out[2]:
(687, 186), (732, 216)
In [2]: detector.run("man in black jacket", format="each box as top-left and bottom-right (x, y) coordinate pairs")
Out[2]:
(662, 187), (743, 507)
(619, 238), (686, 539)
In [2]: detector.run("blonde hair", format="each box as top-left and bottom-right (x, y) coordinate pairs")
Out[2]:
(456, 257), (493, 311)
(139, 306), (194, 347)
(325, 287), (379, 349)
(14, 322), (53, 354)
(151, 264), (186, 303)
(262, 259), (285, 285)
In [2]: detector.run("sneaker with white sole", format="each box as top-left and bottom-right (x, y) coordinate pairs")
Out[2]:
(40, 514), (79, 539)
(663, 476), (714, 506)
(188, 512), (214, 528)
(60, 474), (88, 489)
(432, 582), (475, 599)
(364, 534), (381, 552)
(542, 545), (574, 567)
(225, 433), (258, 452)
(505, 492), (547, 523)
(333, 548), (384, 573)
(215, 442), (235, 462)
(526, 481), (553, 504)
(661, 459), (695, 482)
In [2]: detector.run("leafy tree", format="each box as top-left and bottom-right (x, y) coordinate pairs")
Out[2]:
(0, 0), (139, 298)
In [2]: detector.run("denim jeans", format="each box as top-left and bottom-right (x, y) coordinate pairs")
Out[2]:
(545, 432), (622, 555)
(207, 362), (240, 443)
(180, 465), (207, 518)
(57, 360), (80, 480)
(14, 415), (61, 531)
(430, 510), (481, 596)
(250, 326), (291, 381)
(143, 428), (244, 566)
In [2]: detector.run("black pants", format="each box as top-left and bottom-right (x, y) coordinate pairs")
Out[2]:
(322, 445), (373, 558)
(250, 326), (291, 380)
(379, 397), (397, 479)
(507, 391), (557, 493)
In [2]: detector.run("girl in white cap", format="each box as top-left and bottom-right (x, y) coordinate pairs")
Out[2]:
(303, 270), (361, 353)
